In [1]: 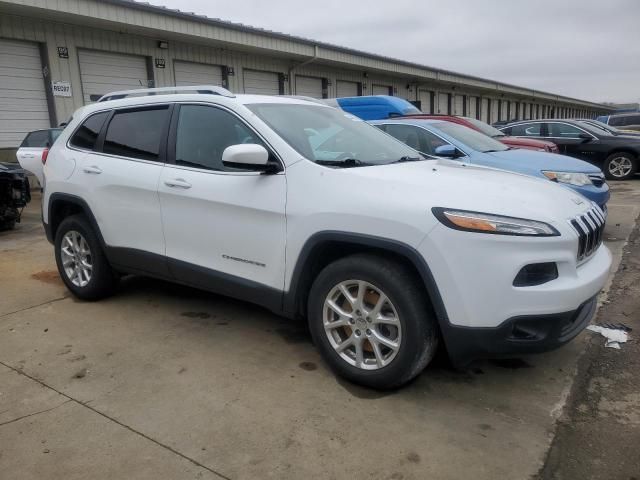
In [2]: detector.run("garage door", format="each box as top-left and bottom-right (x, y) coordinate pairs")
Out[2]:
(78, 50), (149, 104)
(336, 80), (359, 98)
(295, 76), (323, 98)
(491, 100), (499, 123)
(437, 93), (450, 114)
(174, 60), (223, 88)
(481, 98), (490, 123)
(418, 90), (434, 113)
(372, 84), (392, 96)
(454, 95), (464, 115)
(0, 39), (50, 148)
(500, 101), (508, 121)
(469, 96), (478, 119)
(243, 69), (280, 95)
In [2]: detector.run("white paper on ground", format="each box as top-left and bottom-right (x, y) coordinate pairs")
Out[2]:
(586, 325), (629, 349)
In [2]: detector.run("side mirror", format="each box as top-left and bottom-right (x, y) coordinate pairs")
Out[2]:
(434, 144), (458, 158)
(578, 133), (593, 142)
(222, 144), (279, 173)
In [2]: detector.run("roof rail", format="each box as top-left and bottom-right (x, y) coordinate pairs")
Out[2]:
(97, 85), (235, 102)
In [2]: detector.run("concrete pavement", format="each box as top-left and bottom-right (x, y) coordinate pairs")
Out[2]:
(1, 180), (639, 480)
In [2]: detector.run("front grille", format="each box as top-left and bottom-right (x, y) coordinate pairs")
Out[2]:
(569, 206), (606, 261)
(588, 173), (606, 188)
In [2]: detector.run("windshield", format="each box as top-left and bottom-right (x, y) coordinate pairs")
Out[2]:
(247, 103), (421, 166)
(434, 122), (509, 153)
(581, 120), (620, 135)
(461, 117), (505, 137)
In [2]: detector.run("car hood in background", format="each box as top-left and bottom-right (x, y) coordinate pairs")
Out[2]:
(484, 149), (602, 174)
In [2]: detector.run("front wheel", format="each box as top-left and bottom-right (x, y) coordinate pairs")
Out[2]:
(604, 152), (637, 180)
(308, 254), (438, 389)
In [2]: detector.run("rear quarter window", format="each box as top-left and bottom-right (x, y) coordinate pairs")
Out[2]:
(69, 112), (110, 150)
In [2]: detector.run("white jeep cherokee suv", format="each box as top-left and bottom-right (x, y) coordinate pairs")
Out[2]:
(40, 86), (611, 389)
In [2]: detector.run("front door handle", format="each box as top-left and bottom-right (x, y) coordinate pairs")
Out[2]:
(164, 178), (192, 189)
(83, 166), (102, 174)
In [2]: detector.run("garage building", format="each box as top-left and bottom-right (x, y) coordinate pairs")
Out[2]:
(0, 0), (610, 156)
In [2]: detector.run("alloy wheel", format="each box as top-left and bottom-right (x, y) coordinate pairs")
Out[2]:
(60, 230), (93, 287)
(608, 156), (633, 178)
(323, 280), (402, 370)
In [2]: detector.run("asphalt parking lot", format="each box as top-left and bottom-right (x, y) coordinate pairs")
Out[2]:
(1, 180), (639, 480)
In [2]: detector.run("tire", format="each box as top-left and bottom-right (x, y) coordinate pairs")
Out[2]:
(604, 152), (637, 180)
(54, 214), (118, 300)
(0, 219), (16, 231)
(308, 254), (439, 389)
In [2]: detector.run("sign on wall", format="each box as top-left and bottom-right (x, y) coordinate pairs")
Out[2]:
(52, 81), (72, 97)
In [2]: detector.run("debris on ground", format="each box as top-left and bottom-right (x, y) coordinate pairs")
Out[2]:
(587, 324), (629, 349)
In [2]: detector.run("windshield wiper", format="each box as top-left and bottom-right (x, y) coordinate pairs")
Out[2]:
(482, 149), (504, 153)
(392, 156), (423, 163)
(315, 158), (370, 168)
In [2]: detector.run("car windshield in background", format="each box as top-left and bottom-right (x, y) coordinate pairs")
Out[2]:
(247, 103), (422, 166)
(462, 117), (505, 137)
(435, 122), (509, 153)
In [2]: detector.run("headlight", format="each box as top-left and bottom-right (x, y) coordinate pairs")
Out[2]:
(432, 208), (559, 236)
(542, 171), (592, 186)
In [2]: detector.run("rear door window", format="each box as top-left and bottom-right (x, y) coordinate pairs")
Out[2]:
(103, 107), (170, 161)
(546, 122), (585, 139)
(510, 123), (542, 137)
(69, 112), (110, 150)
(20, 130), (50, 148)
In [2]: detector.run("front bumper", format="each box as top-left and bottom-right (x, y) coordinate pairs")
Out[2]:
(441, 295), (597, 366)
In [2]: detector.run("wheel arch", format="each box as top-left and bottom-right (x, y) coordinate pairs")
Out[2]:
(283, 232), (450, 328)
(47, 193), (106, 248)
(605, 148), (638, 161)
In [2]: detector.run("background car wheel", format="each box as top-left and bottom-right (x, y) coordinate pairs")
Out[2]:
(308, 254), (438, 389)
(604, 153), (637, 180)
(54, 214), (118, 300)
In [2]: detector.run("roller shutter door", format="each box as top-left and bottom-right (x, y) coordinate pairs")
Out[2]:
(295, 76), (323, 98)
(437, 93), (450, 114)
(372, 84), (392, 96)
(174, 61), (223, 88)
(454, 95), (464, 115)
(500, 100), (508, 121)
(0, 39), (50, 148)
(418, 90), (433, 113)
(243, 69), (280, 95)
(336, 80), (359, 98)
(79, 50), (149, 104)
(491, 100), (499, 123)
(481, 98), (490, 123)
(469, 96), (478, 119)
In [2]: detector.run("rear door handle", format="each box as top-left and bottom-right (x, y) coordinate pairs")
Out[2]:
(23, 154), (35, 159)
(164, 178), (192, 189)
(83, 166), (102, 174)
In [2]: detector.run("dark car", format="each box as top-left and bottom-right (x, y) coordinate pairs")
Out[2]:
(0, 162), (31, 231)
(499, 119), (640, 180)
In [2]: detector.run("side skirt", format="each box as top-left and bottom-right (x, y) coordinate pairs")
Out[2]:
(105, 246), (285, 316)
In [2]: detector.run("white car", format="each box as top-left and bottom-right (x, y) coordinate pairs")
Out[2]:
(16, 128), (63, 185)
(36, 86), (611, 389)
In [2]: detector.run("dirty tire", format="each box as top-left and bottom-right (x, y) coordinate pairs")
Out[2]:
(603, 152), (637, 180)
(308, 254), (438, 389)
(54, 214), (118, 300)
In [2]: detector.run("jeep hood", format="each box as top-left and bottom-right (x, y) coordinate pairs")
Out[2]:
(483, 149), (602, 174)
(340, 159), (595, 222)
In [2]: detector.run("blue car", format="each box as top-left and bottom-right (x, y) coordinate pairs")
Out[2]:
(324, 95), (421, 120)
(370, 119), (610, 209)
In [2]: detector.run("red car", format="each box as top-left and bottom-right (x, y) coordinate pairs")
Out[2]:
(400, 115), (559, 153)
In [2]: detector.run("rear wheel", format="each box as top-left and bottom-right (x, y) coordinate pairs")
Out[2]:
(604, 152), (637, 180)
(54, 215), (118, 300)
(308, 254), (438, 389)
